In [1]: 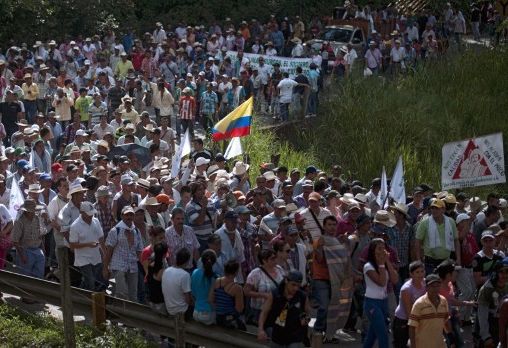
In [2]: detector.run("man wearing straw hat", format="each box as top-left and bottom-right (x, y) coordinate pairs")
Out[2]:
(12, 199), (46, 280)
(415, 199), (461, 275)
(388, 203), (414, 284)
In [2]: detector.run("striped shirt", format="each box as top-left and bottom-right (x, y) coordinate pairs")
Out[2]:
(408, 293), (449, 348)
(185, 199), (216, 237)
(179, 96), (196, 120)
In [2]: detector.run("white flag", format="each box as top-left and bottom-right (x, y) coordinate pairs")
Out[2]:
(180, 129), (191, 158)
(8, 177), (24, 220)
(224, 137), (243, 160)
(390, 156), (406, 204)
(170, 129), (192, 178)
(376, 166), (388, 208)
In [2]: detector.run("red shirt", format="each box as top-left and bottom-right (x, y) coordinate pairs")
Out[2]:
(460, 233), (479, 267)
(336, 217), (355, 236)
(179, 95), (196, 120)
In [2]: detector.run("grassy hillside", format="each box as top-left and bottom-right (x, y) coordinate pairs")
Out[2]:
(287, 48), (508, 195)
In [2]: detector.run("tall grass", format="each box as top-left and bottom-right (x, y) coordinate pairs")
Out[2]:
(289, 49), (508, 195)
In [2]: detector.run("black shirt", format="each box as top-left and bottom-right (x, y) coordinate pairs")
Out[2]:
(0, 102), (21, 129)
(294, 74), (309, 95)
(266, 288), (307, 345)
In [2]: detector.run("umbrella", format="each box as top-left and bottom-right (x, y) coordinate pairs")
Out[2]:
(108, 144), (151, 167)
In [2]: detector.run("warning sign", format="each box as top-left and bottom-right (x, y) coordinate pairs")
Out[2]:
(441, 133), (506, 190)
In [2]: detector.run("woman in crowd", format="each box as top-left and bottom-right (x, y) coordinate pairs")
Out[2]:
(393, 260), (426, 348)
(146, 241), (169, 314)
(210, 259), (246, 330)
(191, 249), (217, 325)
(272, 239), (291, 273)
(244, 249), (285, 325)
(363, 238), (399, 348)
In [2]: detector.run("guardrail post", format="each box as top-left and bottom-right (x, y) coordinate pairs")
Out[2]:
(175, 313), (185, 348)
(91, 292), (106, 330)
(57, 247), (76, 348)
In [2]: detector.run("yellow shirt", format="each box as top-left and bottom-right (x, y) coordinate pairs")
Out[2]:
(22, 82), (39, 101)
(408, 293), (449, 348)
(115, 60), (134, 79)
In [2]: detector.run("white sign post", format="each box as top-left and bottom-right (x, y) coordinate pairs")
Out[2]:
(441, 132), (506, 190)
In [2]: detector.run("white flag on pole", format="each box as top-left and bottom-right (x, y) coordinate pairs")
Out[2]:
(180, 129), (192, 158)
(170, 129), (192, 178)
(390, 156), (406, 204)
(224, 137), (243, 160)
(8, 177), (24, 220)
(376, 166), (388, 208)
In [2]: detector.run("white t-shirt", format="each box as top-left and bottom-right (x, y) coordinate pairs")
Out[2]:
(162, 266), (191, 315)
(69, 216), (104, 267)
(363, 262), (388, 299)
(277, 78), (298, 104)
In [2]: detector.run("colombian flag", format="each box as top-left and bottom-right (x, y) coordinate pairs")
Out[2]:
(212, 97), (253, 142)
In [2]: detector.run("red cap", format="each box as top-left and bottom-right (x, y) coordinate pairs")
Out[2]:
(51, 163), (63, 173)
(156, 194), (174, 205)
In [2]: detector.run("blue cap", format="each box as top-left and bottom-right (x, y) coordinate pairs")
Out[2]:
(16, 159), (28, 168)
(39, 173), (52, 181)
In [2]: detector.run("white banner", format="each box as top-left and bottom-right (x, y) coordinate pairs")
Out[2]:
(226, 51), (313, 78)
(441, 132), (506, 190)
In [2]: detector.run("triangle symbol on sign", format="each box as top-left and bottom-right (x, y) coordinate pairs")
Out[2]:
(452, 139), (492, 179)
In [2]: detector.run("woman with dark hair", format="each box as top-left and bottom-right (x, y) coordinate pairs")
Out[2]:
(273, 239), (291, 273)
(244, 249), (285, 324)
(210, 259), (246, 330)
(258, 270), (310, 347)
(393, 260), (426, 348)
(436, 260), (475, 348)
(191, 249), (217, 325)
(363, 238), (399, 348)
(146, 241), (169, 314)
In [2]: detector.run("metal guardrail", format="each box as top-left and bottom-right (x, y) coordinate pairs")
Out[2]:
(0, 269), (265, 348)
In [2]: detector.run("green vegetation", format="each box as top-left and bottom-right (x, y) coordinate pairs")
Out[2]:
(282, 48), (508, 195)
(0, 303), (157, 348)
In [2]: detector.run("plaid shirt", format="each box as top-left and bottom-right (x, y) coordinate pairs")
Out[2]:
(391, 222), (414, 267)
(106, 221), (143, 272)
(94, 201), (114, 239)
(200, 91), (218, 115)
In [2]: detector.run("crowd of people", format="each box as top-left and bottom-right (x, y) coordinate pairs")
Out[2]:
(0, 2), (506, 348)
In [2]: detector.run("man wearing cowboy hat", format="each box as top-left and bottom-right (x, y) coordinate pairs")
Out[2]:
(229, 161), (250, 194)
(21, 73), (39, 123)
(388, 203), (414, 285)
(415, 199), (461, 275)
(58, 182), (87, 246)
(144, 197), (165, 229)
(12, 199), (46, 280)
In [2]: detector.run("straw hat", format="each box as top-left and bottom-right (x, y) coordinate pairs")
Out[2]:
(25, 183), (44, 194)
(67, 183), (88, 199)
(373, 210), (396, 227)
(232, 161), (249, 176)
(389, 202), (409, 218)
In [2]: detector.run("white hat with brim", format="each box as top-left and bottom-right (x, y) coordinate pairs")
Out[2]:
(25, 184), (44, 194)
(373, 210), (396, 228)
(232, 161), (249, 176)
(67, 184), (88, 199)
(389, 202), (409, 218)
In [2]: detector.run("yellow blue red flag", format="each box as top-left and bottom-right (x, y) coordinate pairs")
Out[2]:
(212, 97), (253, 142)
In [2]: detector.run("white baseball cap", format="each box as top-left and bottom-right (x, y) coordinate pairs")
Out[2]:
(80, 201), (97, 217)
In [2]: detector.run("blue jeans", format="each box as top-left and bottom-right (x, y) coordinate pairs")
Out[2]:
(16, 247), (45, 278)
(24, 100), (38, 123)
(79, 263), (105, 291)
(363, 297), (389, 348)
(279, 103), (290, 122)
(312, 279), (330, 332)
